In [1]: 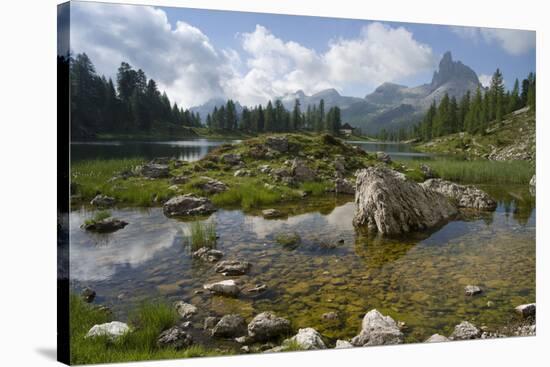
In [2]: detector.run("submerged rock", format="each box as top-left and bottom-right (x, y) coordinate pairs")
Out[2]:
(203, 279), (241, 297)
(285, 328), (326, 350)
(421, 179), (497, 211)
(353, 167), (458, 235)
(192, 247), (224, 262)
(247, 312), (292, 342)
(262, 209), (283, 219)
(81, 287), (96, 303)
(211, 314), (248, 338)
(163, 194), (216, 217)
(141, 163), (170, 178)
(425, 334), (450, 343)
(450, 321), (481, 340)
(90, 194), (115, 207)
(515, 303), (536, 318)
(86, 321), (129, 340)
(215, 260), (250, 276)
(157, 326), (193, 349)
(464, 285), (483, 296)
(174, 301), (197, 319)
(350, 309), (404, 346)
(82, 218), (128, 233)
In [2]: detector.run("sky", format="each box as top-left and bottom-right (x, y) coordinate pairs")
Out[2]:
(69, 1), (536, 109)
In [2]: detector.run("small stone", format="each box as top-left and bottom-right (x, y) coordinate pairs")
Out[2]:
(247, 312), (292, 342)
(450, 321), (481, 340)
(81, 287), (96, 303)
(335, 340), (353, 349)
(322, 312), (339, 320)
(262, 209), (283, 219)
(515, 303), (536, 318)
(86, 322), (130, 340)
(284, 328), (326, 350)
(157, 326), (193, 349)
(425, 334), (450, 343)
(174, 301), (198, 319)
(212, 314), (247, 338)
(204, 279), (241, 297)
(193, 247), (224, 262)
(215, 260), (250, 276)
(464, 285), (483, 296)
(90, 194), (116, 207)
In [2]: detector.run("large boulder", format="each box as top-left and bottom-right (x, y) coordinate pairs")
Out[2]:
(86, 321), (130, 340)
(421, 179), (497, 211)
(90, 194), (116, 207)
(247, 312), (292, 342)
(353, 167), (458, 235)
(141, 163), (170, 178)
(449, 321), (481, 340)
(157, 326), (193, 349)
(285, 328), (326, 350)
(192, 247), (224, 262)
(203, 279), (241, 297)
(350, 309), (404, 346)
(81, 218), (128, 233)
(163, 194), (216, 217)
(211, 314), (247, 338)
(291, 159), (316, 182)
(215, 260), (250, 276)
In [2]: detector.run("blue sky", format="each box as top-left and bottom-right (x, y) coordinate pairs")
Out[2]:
(70, 1), (535, 108)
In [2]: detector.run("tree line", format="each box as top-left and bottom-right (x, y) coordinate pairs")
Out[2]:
(206, 98), (343, 135)
(376, 69), (536, 142)
(70, 53), (201, 138)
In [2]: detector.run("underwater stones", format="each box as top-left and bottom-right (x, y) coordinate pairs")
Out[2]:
(291, 159), (316, 182)
(425, 334), (450, 343)
(215, 260), (251, 276)
(335, 340), (353, 349)
(285, 328), (327, 350)
(353, 167), (458, 235)
(247, 312), (292, 342)
(196, 177), (228, 194)
(90, 194), (115, 207)
(211, 314), (248, 338)
(163, 194), (216, 217)
(266, 136), (289, 153)
(350, 309), (404, 346)
(174, 301), (198, 319)
(86, 321), (130, 340)
(140, 163), (170, 178)
(262, 208), (283, 219)
(192, 247), (224, 262)
(450, 321), (481, 340)
(157, 326), (193, 349)
(204, 279), (241, 297)
(82, 218), (128, 233)
(515, 303), (536, 318)
(376, 151), (392, 163)
(421, 179), (497, 211)
(81, 287), (96, 303)
(334, 178), (355, 195)
(464, 285), (483, 296)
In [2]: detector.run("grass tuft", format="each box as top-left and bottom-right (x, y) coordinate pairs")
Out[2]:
(187, 221), (217, 251)
(84, 210), (111, 225)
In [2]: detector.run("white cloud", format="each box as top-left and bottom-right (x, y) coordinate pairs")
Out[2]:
(478, 74), (492, 88)
(71, 2), (435, 107)
(451, 26), (535, 56)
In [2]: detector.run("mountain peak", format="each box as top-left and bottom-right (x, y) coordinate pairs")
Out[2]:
(431, 51), (479, 89)
(312, 88), (340, 98)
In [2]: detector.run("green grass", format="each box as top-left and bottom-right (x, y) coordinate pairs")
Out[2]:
(70, 294), (222, 364)
(403, 159), (534, 184)
(84, 210), (111, 225)
(212, 181), (294, 210)
(72, 159), (173, 207)
(281, 339), (305, 352)
(299, 181), (329, 196)
(187, 221), (217, 250)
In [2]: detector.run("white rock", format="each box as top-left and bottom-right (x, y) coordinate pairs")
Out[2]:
(350, 309), (404, 346)
(86, 321), (130, 340)
(203, 279), (240, 297)
(425, 334), (450, 343)
(285, 328), (326, 350)
(335, 340), (353, 349)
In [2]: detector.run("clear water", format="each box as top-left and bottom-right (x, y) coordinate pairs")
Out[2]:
(69, 185), (535, 344)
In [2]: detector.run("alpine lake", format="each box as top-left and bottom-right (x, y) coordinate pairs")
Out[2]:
(69, 139), (535, 347)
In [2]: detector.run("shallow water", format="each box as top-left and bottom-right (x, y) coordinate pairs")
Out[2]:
(69, 185), (535, 344)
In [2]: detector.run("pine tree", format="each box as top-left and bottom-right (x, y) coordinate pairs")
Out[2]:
(291, 99), (302, 130)
(265, 101), (275, 132)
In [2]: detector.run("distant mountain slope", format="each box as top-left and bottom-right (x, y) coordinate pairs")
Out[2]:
(189, 97), (243, 121)
(189, 51), (480, 134)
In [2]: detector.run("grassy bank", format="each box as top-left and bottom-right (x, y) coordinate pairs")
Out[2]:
(403, 159), (534, 184)
(70, 295), (222, 364)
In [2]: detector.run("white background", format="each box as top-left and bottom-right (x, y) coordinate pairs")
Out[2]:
(0, 0), (546, 365)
